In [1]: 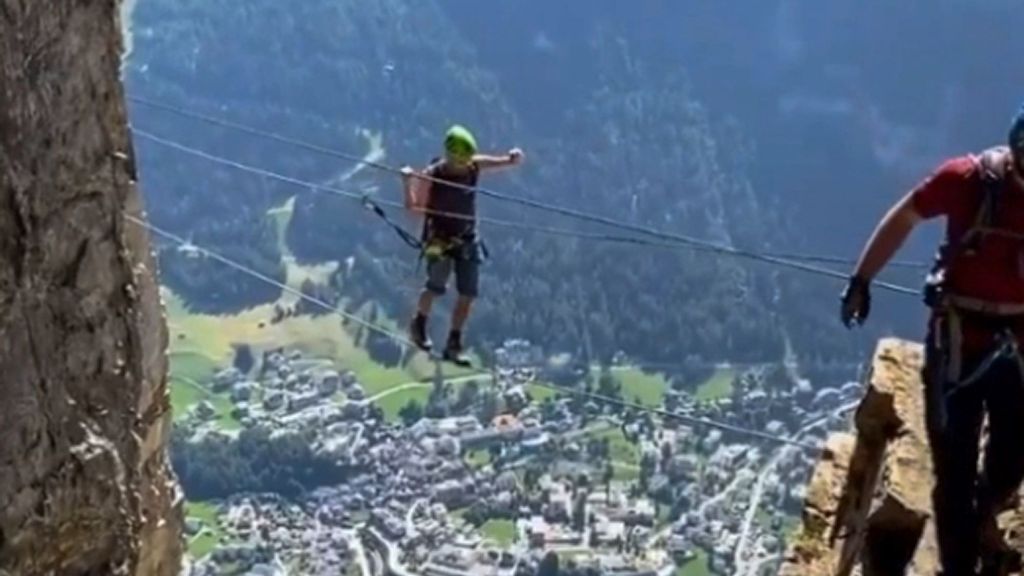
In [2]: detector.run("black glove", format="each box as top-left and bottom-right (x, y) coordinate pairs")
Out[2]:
(840, 275), (871, 328)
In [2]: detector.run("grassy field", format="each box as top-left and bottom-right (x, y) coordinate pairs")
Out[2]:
(167, 342), (243, 428)
(695, 367), (735, 402)
(167, 289), (437, 387)
(616, 368), (669, 407)
(465, 449), (491, 469)
(189, 531), (220, 560)
(527, 383), (560, 403)
(590, 427), (640, 466)
(186, 500), (221, 525)
(611, 461), (639, 482)
(169, 375), (240, 430)
(676, 549), (712, 576)
(185, 501), (223, 559)
(169, 376), (208, 413)
(480, 519), (517, 546)
(169, 350), (219, 384)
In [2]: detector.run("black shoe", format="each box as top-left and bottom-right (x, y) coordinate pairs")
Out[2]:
(409, 314), (432, 352)
(442, 331), (472, 367)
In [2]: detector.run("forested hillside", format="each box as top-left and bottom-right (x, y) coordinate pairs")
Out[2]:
(124, 0), (1020, 372)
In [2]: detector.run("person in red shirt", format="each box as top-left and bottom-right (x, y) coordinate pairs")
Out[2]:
(842, 104), (1024, 576)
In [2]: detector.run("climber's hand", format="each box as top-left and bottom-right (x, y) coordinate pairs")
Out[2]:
(840, 276), (871, 328)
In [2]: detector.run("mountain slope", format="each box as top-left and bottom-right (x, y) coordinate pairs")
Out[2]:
(127, 0), (1019, 370)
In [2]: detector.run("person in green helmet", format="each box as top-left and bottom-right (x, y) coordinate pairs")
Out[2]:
(400, 124), (524, 366)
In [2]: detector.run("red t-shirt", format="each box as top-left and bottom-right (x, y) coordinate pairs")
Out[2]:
(912, 154), (1024, 304)
(911, 154), (1024, 352)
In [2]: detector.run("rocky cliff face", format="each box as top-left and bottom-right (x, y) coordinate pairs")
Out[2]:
(0, 2), (183, 575)
(780, 338), (1024, 576)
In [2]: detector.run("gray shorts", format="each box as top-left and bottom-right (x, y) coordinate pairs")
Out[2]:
(425, 245), (481, 298)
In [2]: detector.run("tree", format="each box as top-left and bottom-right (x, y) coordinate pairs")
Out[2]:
(366, 332), (402, 368)
(295, 278), (333, 316)
(641, 413), (656, 439)
(603, 463), (614, 497)
(597, 368), (621, 401)
(477, 390), (500, 423)
(765, 363), (794, 394)
(232, 343), (256, 375)
(398, 399), (424, 426)
(660, 441), (673, 468)
(639, 451), (656, 494)
(366, 404), (385, 423)
(678, 355), (712, 390)
(524, 464), (543, 492)
(570, 384), (587, 418)
(455, 380), (480, 413)
(572, 492), (587, 532)
(424, 399), (447, 419)
(664, 391), (680, 414)
(540, 397), (559, 422)
(170, 427), (358, 500)
(538, 552), (559, 576)
(638, 472), (650, 495)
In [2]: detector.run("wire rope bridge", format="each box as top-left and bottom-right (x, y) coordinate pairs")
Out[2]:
(124, 95), (924, 453)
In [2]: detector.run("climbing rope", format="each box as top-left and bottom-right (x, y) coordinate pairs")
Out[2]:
(124, 98), (913, 449)
(128, 95), (930, 271)
(125, 212), (826, 452)
(129, 125), (921, 296)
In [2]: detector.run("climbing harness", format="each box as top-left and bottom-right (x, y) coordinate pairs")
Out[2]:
(923, 146), (1017, 310)
(361, 194), (423, 250)
(419, 234), (488, 263)
(930, 307), (1024, 434)
(407, 154), (492, 269)
(922, 147), (1024, 431)
(958, 147), (1011, 255)
(943, 328), (1023, 399)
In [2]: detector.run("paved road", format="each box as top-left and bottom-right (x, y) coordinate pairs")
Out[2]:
(361, 374), (484, 404)
(344, 528), (375, 576)
(367, 526), (417, 576)
(698, 466), (756, 522)
(406, 498), (427, 533)
(732, 399), (860, 576)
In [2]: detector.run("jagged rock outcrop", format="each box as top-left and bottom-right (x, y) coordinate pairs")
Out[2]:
(780, 338), (1024, 576)
(0, 2), (183, 575)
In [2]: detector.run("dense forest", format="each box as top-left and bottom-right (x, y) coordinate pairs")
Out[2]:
(124, 0), (1022, 369)
(170, 427), (362, 500)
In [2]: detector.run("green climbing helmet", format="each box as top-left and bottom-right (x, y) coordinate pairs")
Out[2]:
(444, 124), (478, 159)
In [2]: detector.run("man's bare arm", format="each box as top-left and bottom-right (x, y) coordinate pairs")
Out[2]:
(474, 148), (524, 171)
(852, 192), (923, 281)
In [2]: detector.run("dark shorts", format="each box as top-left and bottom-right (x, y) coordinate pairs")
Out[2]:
(424, 241), (482, 298)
